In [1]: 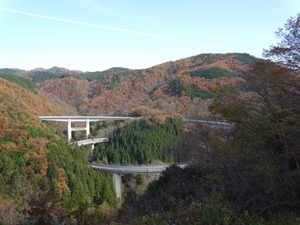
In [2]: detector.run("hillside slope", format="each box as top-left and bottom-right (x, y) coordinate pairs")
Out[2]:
(0, 78), (117, 224)
(34, 53), (258, 117)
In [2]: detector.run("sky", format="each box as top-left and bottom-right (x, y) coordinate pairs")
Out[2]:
(0, 0), (299, 72)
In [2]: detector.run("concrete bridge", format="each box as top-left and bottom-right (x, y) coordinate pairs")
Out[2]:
(39, 115), (188, 198)
(39, 116), (139, 142)
(39, 116), (231, 142)
(91, 163), (187, 198)
(40, 115), (230, 199)
(90, 163), (186, 174)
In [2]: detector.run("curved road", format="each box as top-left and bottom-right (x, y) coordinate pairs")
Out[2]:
(90, 163), (186, 174)
(183, 119), (232, 129)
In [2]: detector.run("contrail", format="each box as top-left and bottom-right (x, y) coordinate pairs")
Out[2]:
(0, 7), (221, 48)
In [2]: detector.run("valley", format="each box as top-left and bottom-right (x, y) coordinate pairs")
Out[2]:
(0, 49), (299, 224)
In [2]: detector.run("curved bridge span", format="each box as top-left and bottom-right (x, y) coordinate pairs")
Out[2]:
(90, 163), (186, 175)
(91, 163), (187, 198)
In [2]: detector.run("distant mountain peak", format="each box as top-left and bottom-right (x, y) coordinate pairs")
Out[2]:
(31, 66), (83, 75)
(31, 67), (46, 72)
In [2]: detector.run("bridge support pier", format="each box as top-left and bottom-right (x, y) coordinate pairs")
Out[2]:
(67, 119), (91, 142)
(67, 119), (72, 142)
(112, 173), (122, 198)
(86, 119), (90, 138)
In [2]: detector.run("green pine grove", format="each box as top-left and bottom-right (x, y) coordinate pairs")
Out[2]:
(95, 117), (184, 165)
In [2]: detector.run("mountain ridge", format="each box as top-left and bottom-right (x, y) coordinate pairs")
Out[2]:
(0, 52), (256, 75)
(1, 53), (259, 117)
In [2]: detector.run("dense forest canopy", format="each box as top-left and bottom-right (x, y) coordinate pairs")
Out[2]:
(94, 117), (185, 165)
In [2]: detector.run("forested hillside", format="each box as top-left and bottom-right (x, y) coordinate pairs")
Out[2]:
(43, 53), (255, 116)
(117, 14), (300, 224)
(0, 53), (261, 224)
(95, 117), (184, 165)
(2, 53), (257, 117)
(0, 78), (117, 224)
(0, 13), (299, 224)
(0, 73), (38, 94)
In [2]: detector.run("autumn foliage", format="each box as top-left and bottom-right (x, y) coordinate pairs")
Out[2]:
(0, 78), (117, 224)
(31, 53), (257, 117)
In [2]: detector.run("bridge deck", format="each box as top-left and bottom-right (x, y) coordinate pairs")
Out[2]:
(76, 138), (109, 146)
(183, 119), (231, 127)
(39, 116), (140, 122)
(91, 163), (186, 174)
